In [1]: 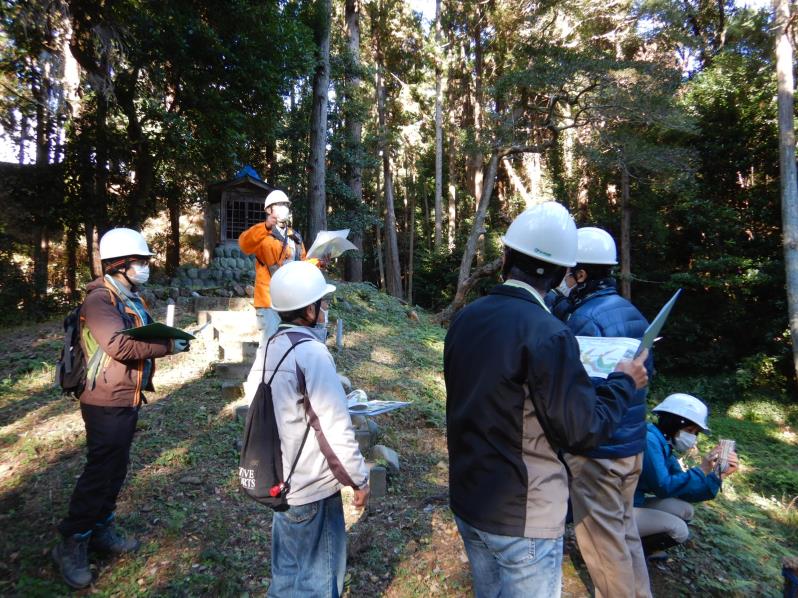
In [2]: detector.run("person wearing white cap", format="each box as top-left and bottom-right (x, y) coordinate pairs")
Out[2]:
(239, 189), (314, 342)
(445, 202), (650, 598)
(558, 226), (654, 598)
(634, 393), (739, 560)
(53, 228), (189, 589)
(242, 260), (368, 597)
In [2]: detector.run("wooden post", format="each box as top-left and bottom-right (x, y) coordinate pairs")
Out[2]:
(203, 200), (217, 266)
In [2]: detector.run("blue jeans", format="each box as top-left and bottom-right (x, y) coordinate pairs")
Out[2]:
(269, 492), (346, 598)
(454, 515), (563, 598)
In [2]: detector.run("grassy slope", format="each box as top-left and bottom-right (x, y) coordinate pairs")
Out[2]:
(0, 283), (795, 596)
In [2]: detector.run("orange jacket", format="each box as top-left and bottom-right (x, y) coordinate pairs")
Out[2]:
(239, 223), (307, 308)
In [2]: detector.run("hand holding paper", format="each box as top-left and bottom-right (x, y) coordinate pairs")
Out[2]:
(306, 229), (358, 261)
(614, 348), (649, 389)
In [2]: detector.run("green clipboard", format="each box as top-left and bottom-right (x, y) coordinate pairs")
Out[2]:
(121, 323), (196, 341)
(635, 289), (681, 357)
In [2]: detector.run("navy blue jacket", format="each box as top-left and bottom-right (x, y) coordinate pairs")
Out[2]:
(565, 283), (652, 459)
(634, 423), (721, 507)
(445, 284), (641, 538)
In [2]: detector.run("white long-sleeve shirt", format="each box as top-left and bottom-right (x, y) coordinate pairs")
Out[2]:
(243, 325), (368, 506)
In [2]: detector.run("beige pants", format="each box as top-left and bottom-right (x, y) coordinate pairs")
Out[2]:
(565, 453), (651, 598)
(634, 497), (694, 543)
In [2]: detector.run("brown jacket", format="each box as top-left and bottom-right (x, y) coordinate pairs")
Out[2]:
(79, 277), (170, 408)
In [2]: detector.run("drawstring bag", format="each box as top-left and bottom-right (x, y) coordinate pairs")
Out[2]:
(238, 332), (311, 510)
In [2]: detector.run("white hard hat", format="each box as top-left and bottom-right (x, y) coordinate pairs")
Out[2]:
(99, 228), (154, 261)
(653, 393), (711, 433)
(264, 189), (291, 210)
(577, 227), (618, 265)
(501, 201), (577, 267)
(270, 261), (336, 312)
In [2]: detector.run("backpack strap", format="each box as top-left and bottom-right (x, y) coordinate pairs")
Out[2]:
(267, 330), (315, 493)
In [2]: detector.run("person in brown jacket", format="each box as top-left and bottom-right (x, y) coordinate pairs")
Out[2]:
(52, 228), (189, 589)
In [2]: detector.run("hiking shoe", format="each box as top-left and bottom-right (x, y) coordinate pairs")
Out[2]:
(52, 532), (93, 589)
(91, 515), (141, 554)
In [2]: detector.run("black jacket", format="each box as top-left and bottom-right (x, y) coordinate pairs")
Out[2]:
(444, 284), (639, 538)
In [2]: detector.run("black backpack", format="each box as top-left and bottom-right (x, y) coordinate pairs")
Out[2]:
(55, 306), (87, 399)
(239, 332), (313, 510)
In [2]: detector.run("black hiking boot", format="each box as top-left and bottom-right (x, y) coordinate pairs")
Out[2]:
(52, 531), (93, 589)
(90, 514), (141, 554)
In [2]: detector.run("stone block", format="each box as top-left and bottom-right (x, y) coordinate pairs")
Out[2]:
(372, 445), (399, 474)
(187, 268), (199, 279)
(215, 362), (252, 381)
(168, 287), (180, 301)
(355, 429), (373, 454)
(237, 258), (247, 269)
(223, 269), (234, 280)
(199, 269), (210, 280)
(214, 246), (224, 258)
(368, 464), (387, 498)
(221, 381), (244, 400)
(235, 404), (249, 421)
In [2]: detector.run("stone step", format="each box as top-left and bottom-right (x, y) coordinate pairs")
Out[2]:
(221, 380), (245, 401)
(192, 296), (254, 314)
(197, 309), (257, 330)
(214, 362), (252, 382)
(220, 339), (258, 362)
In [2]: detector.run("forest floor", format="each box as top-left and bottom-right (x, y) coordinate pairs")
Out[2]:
(0, 282), (796, 597)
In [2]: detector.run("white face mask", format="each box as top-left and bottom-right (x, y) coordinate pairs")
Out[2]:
(271, 204), (290, 223)
(127, 263), (150, 285)
(672, 430), (697, 453)
(310, 307), (328, 342)
(556, 278), (573, 297)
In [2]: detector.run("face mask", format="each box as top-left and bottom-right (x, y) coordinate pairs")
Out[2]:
(672, 430), (697, 453)
(311, 308), (328, 342)
(556, 278), (573, 297)
(272, 204), (290, 223)
(127, 263), (150, 285)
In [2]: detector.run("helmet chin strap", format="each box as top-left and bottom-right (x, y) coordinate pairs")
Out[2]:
(301, 299), (323, 327)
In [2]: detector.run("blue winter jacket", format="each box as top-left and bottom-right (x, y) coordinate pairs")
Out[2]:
(565, 284), (652, 459)
(634, 423), (721, 507)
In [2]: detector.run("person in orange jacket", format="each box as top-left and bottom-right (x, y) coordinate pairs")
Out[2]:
(239, 189), (310, 341)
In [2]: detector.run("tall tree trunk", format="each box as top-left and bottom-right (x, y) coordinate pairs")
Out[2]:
(166, 191), (181, 276)
(446, 25), (458, 250)
(118, 69), (153, 229)
(344, 0), (364, 282)
(65, 224), (78, 301)
(407, 156), (416, 304)
(471, 11), (485, 262)
(446, 153), (500, 317)
(308, 0), (331, 244)
(433, 0), (443, 250)
(775, 0), (798, 382)
(375, 39), (402, 298)
(33, 72), (52, 301)
(375, 164), (385, 290)
(620, 165), (632, 300)
(447, 122), (457, 249)
(86, 222), (102, 278)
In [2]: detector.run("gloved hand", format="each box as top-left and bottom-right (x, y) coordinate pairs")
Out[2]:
(170, 339), (191, 354)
